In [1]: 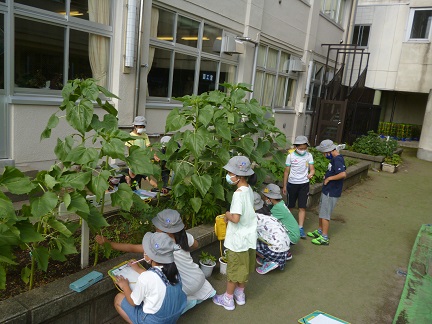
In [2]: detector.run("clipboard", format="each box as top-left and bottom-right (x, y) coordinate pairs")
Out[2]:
(298, 310), (350, 324)
(108, 259), (145, 292)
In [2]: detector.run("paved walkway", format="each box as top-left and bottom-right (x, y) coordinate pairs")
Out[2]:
(109, 147), (432, 323)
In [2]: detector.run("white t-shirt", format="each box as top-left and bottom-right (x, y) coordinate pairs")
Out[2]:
(174, 233), (206, 298)
(131, 266), (166, 314)
(256, 213), (291, 252)
(224, 185), (257, 252)
(285, 151), (314, 184)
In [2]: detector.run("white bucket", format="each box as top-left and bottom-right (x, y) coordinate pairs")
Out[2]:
(199, 261), (215, 278)
(219, 257), (227, 275)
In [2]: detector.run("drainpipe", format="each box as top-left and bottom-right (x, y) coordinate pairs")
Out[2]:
(133, 0), (147, 118)
(236, 35), (259, 98)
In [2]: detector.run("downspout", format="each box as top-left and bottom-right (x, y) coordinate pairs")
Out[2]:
(133, 0), (147, 117)
(344, 0), (358, 45)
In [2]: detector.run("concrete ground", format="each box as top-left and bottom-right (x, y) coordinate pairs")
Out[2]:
(179, 147), (432, 324)
(110, 147), (432, 323)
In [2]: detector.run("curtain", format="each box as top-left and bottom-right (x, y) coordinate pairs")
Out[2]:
(88, 0), (110, 87)
(262, 74), (275, 107)
(275, 76), (285, 107)
(147, 7), (159, 96)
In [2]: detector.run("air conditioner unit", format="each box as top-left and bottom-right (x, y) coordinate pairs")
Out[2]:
(223, 35), (244, 55)
(289, 58), (306, 72)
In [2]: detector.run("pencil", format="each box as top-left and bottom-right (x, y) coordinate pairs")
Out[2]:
(129, 257), (146, 265)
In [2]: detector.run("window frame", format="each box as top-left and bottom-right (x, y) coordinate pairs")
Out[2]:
(147, 6), (239, 102)
(253, 44), (299, 110)
(11, 1), (113, 94)
(320, 0), (345, 25)
(406, 7), (432, 42)
(352, 25), (371, 47)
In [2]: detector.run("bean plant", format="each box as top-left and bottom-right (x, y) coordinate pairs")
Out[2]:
(0, 79), (159, 290)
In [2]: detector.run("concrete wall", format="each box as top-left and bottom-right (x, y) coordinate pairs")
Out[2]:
(380, 91), (428, 125)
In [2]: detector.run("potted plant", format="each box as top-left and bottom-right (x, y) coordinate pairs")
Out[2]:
(219, 250), (228, 275)
(382, 154), (402, 173)
(199, 251), (216, 278)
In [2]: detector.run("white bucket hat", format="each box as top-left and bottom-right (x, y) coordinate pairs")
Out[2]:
(133, 116), (147, 126)
(262, 183), (283, 200)
(253, 192), (264, 210)
(142, 232), (176, 264)
(151, 209), (184, 233)
(293, 135), (310, 146)
(316, 139), (337, 153)
(223, 156), (254, 176)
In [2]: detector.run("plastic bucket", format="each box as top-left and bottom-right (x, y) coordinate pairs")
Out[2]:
(219, 257), (227, 275)
(199, 261), (215, 278)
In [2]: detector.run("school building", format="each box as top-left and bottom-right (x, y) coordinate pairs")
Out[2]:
(1, 0), (365, 171)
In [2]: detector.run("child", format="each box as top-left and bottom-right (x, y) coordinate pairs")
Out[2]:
(307, 139), (346, 245)
(96, 209), (216, 313)
(124, 116), (158, 190)
(253, 192), (292, 274)
(262, 183), (300, 249)
(213, 156), (257, 311)
(282, 135), (315, 239)
(114, 232), (187, 323)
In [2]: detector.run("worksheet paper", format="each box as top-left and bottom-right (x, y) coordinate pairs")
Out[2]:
(308, 314), (345, 324)
(111, 264), (140, 290)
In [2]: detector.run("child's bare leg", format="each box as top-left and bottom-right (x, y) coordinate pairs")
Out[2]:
(322, 219), (330, 236)
(298, 207), (306, 227)
(114, 293), (132, 324)
(226, 280), (236, 295)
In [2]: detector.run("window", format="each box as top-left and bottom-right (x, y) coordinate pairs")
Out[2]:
(352, 25), (370, 47)
(148, 7), (238, 99)
(321, 0), (345, 24)
(14, 1), (112, 90)
(407, 8), (432, 40)
(253, 45), (298, 109)
(306, 63), (325, 112)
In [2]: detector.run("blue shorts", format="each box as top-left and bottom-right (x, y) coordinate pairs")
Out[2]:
(121, 297), (146, 324)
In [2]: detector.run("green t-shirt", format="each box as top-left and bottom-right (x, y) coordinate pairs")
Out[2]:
(270, 201), (300, 244)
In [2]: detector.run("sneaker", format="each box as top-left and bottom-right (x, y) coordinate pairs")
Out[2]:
(256, 261), (279, 275)
(234, 291), (246, 306)
(299, 227), (306, 239)
(286, 251), (293, 261)
(213, 294), (235, 310)
(311, 235), (329, 245)
(256, 257), (264, 266)
(307, 229), (321, 238)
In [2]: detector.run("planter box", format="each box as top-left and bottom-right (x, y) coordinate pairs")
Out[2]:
(382, 163), (399, 173)
(340, 148), (403, 170)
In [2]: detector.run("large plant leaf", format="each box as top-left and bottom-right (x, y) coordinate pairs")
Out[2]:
(0, 167), (36, 194)
(237, 136), (255, 156)
(184, 127), (208, 157)
(0, 224), (21, 245)
(110, 183), (134, 211)
(17, 222), (44, 243)
(88, 170), (110, 201)
(44, 174), (59, 190)
(190, 197), (202, 213)
(54, 236), (78, 255)
(211, 183), (225, 201)
(77, 205), (109, 232)
(67, 191), (90, 214)
(215, 118), (231, 141)
(54, 136), (75, 161)
(47, 219), (72, 237)
(30, 192), (58, 218)
(0, 192), (16, 220)
(191, 174), (212, 197)
(60, 171), (92, 190)
(102, 138), (126, 159)
(66, 98), (94, 134)
(166, 108), (187, 132)
(49, 249), (67, 262)
(64, 145), (99, 165)
(198, 105), (214, 127)
(21, 266), (31, 284)
(33, 246), (49, 272)
(172, 162), (194, 186)
(0, 255), (17, 265)
(91, 113), (118, 131)
(126, 146), (155, 175)
(40, 113), (60, 140)
(81, 79), (100, 100)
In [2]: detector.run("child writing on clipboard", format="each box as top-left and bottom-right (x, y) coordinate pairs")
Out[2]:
(114, 232), (186, 323)
(96, 209), (216, 313)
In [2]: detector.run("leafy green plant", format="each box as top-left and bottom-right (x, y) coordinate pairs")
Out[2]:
(199, 251), (216, 265)
(0, 78), (160, 290)
(309, 147), (329, 185)
(164, 83), (287, 227)
(384, 154), (402, 166)
(349, 131), (397, 157)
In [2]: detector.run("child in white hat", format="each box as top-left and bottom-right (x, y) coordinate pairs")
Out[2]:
(114, 232), (186, 323)
(213, 156), (257, 311)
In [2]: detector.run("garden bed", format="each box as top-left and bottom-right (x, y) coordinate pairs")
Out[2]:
(0, 161), (369, 323)
(340, 148), (403, 170)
